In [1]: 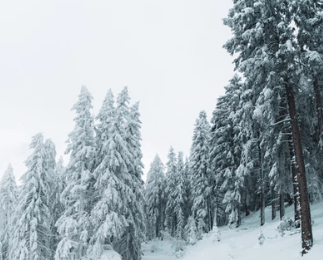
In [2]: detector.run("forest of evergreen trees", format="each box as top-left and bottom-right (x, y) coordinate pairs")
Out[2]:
(147, 1), (323, 256)
(0, 87), (146, 260)
(1, 0), (323, 259)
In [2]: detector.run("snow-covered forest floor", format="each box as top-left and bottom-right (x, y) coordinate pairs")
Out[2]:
(142, 202), (323, 260)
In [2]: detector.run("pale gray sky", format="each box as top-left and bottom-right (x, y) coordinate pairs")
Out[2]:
(0, 0), (234, 180)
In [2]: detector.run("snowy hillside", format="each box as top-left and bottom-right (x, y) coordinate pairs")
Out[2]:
(100, 250), (121, 260)
(143, 202), (323, 260)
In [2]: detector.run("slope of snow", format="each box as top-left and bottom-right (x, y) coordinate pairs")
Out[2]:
(143, 202), (323, 260)
(100, 250), (122, 260)
(142, 238), (177, 260)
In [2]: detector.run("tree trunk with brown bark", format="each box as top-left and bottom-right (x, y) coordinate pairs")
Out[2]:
(313, 76), (323, 149)
(285, 82), (313, 255)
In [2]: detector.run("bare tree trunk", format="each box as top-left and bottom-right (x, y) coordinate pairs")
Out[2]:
(313, 75), (323, 149)
(285, 82), (313, 254)
(260, 185), (265, 226)
(288, 137), (301, 224)
(271, 187), (276, 220)
(258, 141), (265, 226)
(287, 193), (293, 206)
(245, 192), (250, 216)
(207, 195), (213, 231)
(279, 192), (285, 220)
(313, 75), (323, 181)
(236, 206), (241, 228)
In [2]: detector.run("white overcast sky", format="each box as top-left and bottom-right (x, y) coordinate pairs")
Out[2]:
(0, 0), (234, 181)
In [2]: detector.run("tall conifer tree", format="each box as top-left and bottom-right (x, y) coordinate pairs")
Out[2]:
(56, 86), (95, 260)
(0, 164), (18, 260)
(224, 0), (313, 253)
(164, 147), (178, 236)
(11, 134), (54, 260)
(190, 111), (213, 233)
(89, 87), (144, 260)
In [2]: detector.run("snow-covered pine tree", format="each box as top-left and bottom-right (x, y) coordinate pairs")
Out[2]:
(210, 76), (244, 228)
(55, 86), (95, 260)
(213, 77), (257, 226)
(43, 139), (58, 259)
(164, 147), (178, 236)
(0, 164), (18, 260)
(184, 216), (197, 245)
(125, 101), (144, 180)
(173, 152), (186, 239)
(224, 0), (313, 253)
(145, 155), (166, 240)
(114, 89), (146, 260)
(190, 111), (213, 234)
(11, 133), (53, 260)
(183, 157), (192, 223)
(89, 87), (144, 260)
(294, 0), (323, 166)
(94, 89), (115, 170)
(51, 157), (66, 258)
(87, 89), (121, 259)
(292, 0), (323, 202)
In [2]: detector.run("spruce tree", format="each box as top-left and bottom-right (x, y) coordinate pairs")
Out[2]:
(113, 89), (145, 260)
(11, 133), (54, 260)
(173, 152), (186, 239)
(0, 164), (18, 260)
(51, 157), (66, 258)
(55, 86), (95, 260)
(89, 87), (144, 260)
(145, 155), (166, 240)
(164, 147), (178, 236)
(43, 139), (58, 259)
(183, 157), (192, 222)
(211, 76), (244, 228)
(190, 111), (213, 234)
(224, 0), (313, 253)
(184, 216), (197, 245)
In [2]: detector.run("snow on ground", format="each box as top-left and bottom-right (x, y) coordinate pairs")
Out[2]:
(142, 238), (177, 260)
(100, 250), (122, 260)
(143, 202), (323, 260)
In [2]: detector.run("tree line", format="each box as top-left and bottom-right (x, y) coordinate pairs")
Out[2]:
(0, 86), (145, 260)
(146, 0), (323, 256)
(1, 0), (323, 258)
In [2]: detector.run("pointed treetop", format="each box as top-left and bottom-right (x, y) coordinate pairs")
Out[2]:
(166, 147), (177, 175)
(168, 146), (175, 154)
(105, 89), (115, 107)
(147, 154), (165, 183)
(5, 163), (13, 175)
(1, 163), (17, 188)
(81, 85), (92, 96)
(29, 133), (44, 149)
(103, 89), (115, 107)
(44, 138), (55, 148)
(44, 139), (56, 159)
(97, 89), (115, 122)
(199, 110), (207, 120)
(167, 147), (176, 163)
(44, 138), (57, 170)
(131, 101), (140, 111)
(178, 151), (184, 160)
(72, 85), (93, 112)
(117, 86), (130, 108)
(153, 154), (162, 163)
(149, 154), (164, 171)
